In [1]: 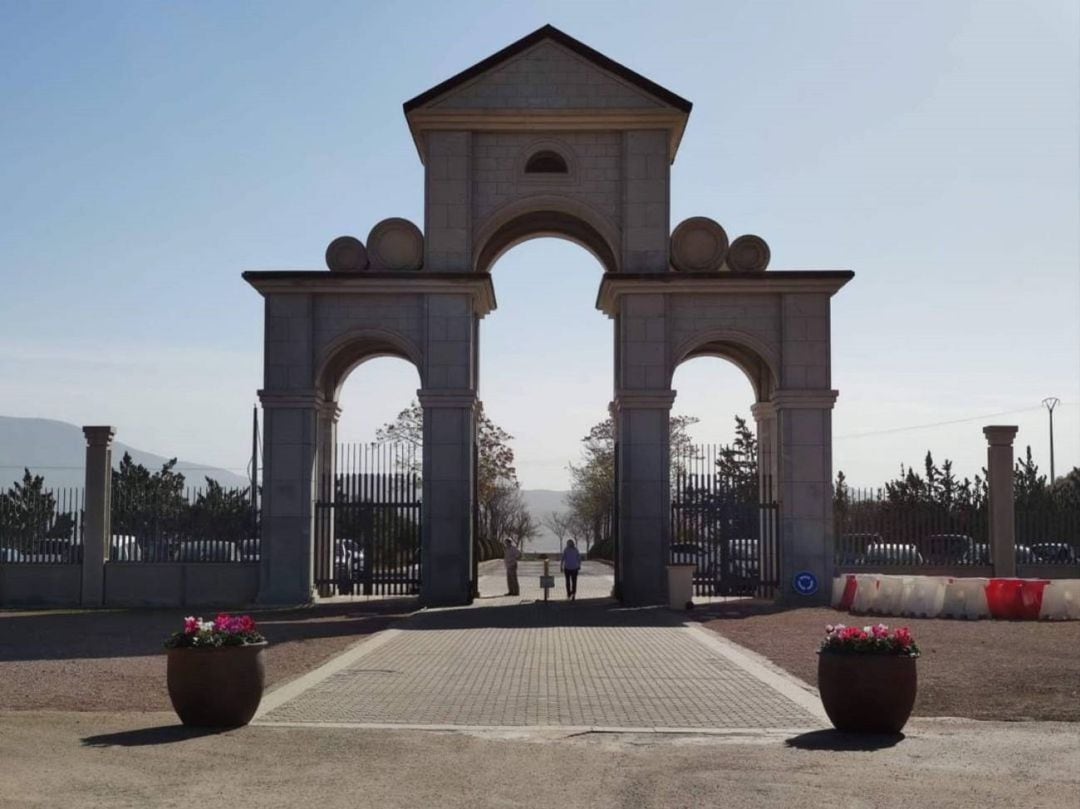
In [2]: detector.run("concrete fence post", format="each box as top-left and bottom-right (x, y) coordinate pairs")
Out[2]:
(81, 426), (115, 607)
(984, 425), (1018, 578)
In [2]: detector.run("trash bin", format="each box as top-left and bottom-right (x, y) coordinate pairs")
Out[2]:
(666, 564), (696, 610)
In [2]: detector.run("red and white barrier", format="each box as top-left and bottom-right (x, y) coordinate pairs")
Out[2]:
(831, 574), (1080, 620)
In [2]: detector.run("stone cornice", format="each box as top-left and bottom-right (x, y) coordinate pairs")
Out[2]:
(405, 108), (689, 164)
(417, 389), (479, 409)
(613, 389), (677, 409)
(258, 389), (324, 410)
(243, 271), (498, 318)
(82, 426), (116, 447)
(983, 425), (1019, 446)
(596, 271), (854, 316)
(771, 390), (839, 410)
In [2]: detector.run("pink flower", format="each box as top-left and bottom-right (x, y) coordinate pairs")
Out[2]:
(183, 616), (200, 635)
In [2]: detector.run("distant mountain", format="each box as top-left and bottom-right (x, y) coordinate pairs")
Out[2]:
(520, 488), (570, 553)
(0, 416), (250, 490)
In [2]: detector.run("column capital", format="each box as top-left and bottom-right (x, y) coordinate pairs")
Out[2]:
(983, 425), (1019, 447)
(82, 426), (116, 447)
(417, 388), (478, 409)
(771, 389), (839, 410)
(750, 401), (776, 421)
(258, 389), (323, 410)
(613, 389), (677, 410)
(315, 400), (341, 422)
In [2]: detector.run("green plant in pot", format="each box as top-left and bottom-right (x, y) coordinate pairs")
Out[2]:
(817, 623), (919, 734)
(164, 614), (267, 728)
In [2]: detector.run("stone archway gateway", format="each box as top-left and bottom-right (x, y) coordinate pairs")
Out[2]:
(244, 25), (852, 607)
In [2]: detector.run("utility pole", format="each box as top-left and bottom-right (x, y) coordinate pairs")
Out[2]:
(1042, 397), (1059, 483)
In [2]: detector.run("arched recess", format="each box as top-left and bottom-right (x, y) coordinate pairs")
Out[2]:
(315, 328), (424, 402)
(473, 196), (620, 274)
(671, 328), (780, 403)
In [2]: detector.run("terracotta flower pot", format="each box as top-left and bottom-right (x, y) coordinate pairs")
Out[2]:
(166, 642), (267, 728)
(817, 652), (917, 733)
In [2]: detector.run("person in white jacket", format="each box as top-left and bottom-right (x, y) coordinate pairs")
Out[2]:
(560, 540), (581, 601)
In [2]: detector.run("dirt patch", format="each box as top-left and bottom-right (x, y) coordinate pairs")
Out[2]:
(693, 601), (1080, 722)
(0, 599), (416, 712)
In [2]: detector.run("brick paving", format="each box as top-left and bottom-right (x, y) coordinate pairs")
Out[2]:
(258, 561), (823, 731)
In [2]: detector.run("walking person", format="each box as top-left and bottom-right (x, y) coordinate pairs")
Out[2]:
(560, 539), (581, 600)
(504, 538), (521, 596)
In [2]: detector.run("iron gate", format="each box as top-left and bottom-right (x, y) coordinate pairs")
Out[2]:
(670, 446), (780, 598)
(314, 443), (421, 597)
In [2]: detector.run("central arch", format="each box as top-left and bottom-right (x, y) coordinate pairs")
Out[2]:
(474, 196), (621, 274)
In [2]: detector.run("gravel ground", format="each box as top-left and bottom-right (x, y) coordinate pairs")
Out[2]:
(694, 601), (1080, 721)
(0, 599), (416, 712)
(1, 712), (1077, 809)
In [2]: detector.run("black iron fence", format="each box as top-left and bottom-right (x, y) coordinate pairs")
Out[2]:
(314, 443), (421, 597)
(0, 486), (83, 564)
(834, 488), (990, 567)
(1015, 508), (1080, 566)
(670, 445), (779, 598)
(110, 483), (259, 563)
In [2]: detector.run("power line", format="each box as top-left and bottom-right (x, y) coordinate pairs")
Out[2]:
(835, 404), (1073, 440)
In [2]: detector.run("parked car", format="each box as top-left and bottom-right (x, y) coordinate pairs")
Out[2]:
(237, 539), (261, 562)
(726, 538), (759, 579)
(27, 538), (83, 563)
(921, 534), (975, 565)
(837, 533), (883, 565)
(0, 548), (25, 564)
(175, 541), (239, 562)
(1014, 544), (1035, 564)
(110, 536), (143, 562)
(1028, 542), (1079, 564)
(857, 543), (924, 565)
(961, 542), (992, 565)
(334, 538), (367, 593)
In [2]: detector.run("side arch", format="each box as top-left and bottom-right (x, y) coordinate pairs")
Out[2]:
(671, 328), (780, 402)
(315, 327), (424, 401)
(473, 195), (621, 273)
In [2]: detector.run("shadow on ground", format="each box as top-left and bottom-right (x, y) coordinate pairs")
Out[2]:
(0, 599), (417, 662)
(81, 724), (232, 747)
(785, 729), (905, 751)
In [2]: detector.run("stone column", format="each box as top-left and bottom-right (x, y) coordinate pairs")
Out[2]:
(751, 401), (779, 501)
(774, 390), (838, 603)
(81, 426), (115, 607)
(614, 389), (675, 606)
(257, 391), (319, 604)
(315, 402), (340, 501)
(418, 389), (476, 606)
(984, 425), (1018, 577)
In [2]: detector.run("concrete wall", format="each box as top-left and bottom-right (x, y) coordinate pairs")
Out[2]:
(0, 565), (81, 607)
(104, 563), (260, 607)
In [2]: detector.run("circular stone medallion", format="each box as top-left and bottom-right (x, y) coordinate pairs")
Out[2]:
(670, 217), (729, 272)
(726, 234), (771, 272)
(325, 236), (368, 272)
(367, 218), (424, 271)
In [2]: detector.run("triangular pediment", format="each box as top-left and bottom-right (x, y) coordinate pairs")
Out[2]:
(404, 25), (691, 114)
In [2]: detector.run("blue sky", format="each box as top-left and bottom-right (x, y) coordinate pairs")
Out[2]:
(0, 0), (1077, 489)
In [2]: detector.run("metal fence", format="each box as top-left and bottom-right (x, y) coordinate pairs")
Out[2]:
(834, 488), (990, 567)
(0, 486), (84, 564)
(670, 444), (779, 598)
(314, 443), (421, 597)
(1015, 508), (1080, 566)
(110, 483), (259, 563)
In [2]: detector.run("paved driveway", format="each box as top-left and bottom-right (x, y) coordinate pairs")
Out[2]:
(256, 561), (824, 731)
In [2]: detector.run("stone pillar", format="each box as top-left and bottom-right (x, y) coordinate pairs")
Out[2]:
(257, 391), (319, 604)
(419, 389), (476, 606)
(81, 426), (115, 607)
(614, 389), (675, 606)
(315, 402), (340, 500)
(774, 390), (838, 603)
(751, 401), (779, 501)
(984, 425), (1018, 577)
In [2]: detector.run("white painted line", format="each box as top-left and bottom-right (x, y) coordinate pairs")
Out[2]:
(255, 628), (404, 719)
(251, 720), (817, 737)
(682, 623), (829, 722)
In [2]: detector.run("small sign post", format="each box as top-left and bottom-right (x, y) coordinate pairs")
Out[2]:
(540, 557), (553, 601)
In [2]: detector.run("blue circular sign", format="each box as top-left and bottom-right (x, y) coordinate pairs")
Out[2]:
(792, 571), (819, 596)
